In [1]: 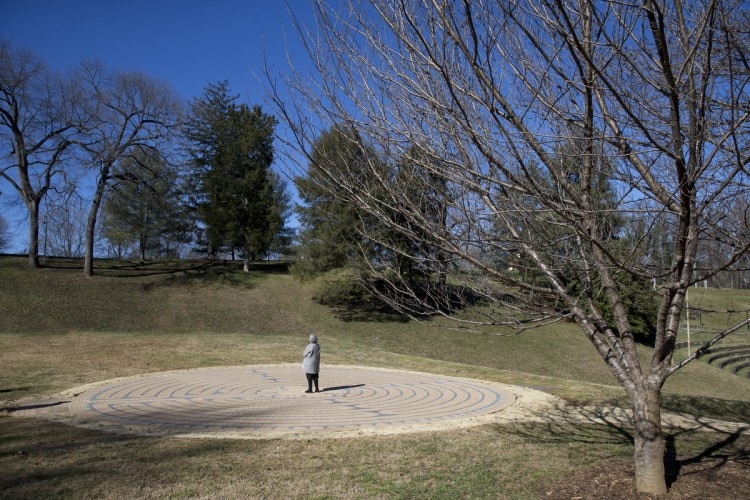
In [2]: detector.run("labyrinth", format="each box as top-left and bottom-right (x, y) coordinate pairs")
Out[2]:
(63, 365), (516, 439)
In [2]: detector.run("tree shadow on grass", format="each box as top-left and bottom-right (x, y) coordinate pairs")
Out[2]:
(327, 301), (411, 323)
(38, 257), (291, 290)
(664, 424), (750, 487)
(494, 400), (750, 489)
(155, 261), (290, 289)
(311, 277), (410, 323)
(0, 417), (275, 497)
(661, 395), (750, 425)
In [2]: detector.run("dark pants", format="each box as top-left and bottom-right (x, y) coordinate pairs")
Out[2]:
(306, 373), (319, 392)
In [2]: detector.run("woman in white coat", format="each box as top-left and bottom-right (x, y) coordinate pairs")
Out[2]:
(302, 334), (321, 393)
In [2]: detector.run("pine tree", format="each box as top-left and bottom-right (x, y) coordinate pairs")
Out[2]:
(293, 126), (371, 277)
(101, 150), (192, 259)
(183, 81), (236, 257)
(185, 82), (288, 268)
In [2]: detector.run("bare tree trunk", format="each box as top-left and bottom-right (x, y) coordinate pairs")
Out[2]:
(27, 198), (41, 268)
(632, 389), (667, 497)
(139, 233), (146, 260)
(84, 171), (108, 277)
(14, 138), (66, 269)
(243, 239), (250, 272)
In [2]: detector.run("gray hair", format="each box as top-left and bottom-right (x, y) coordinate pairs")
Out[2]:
(309, 334), (318, 344)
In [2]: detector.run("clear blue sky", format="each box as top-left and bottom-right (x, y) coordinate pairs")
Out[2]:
(1, 0), (316, 253)
(0, 0), (314, 103)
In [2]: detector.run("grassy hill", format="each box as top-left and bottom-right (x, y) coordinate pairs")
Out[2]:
(1, 255), (749, 498)
(2, 255), (747, 406)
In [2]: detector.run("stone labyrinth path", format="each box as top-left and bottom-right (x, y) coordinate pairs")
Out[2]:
(65, 365), (515, 439)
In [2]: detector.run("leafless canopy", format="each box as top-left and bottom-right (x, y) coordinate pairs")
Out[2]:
(0, 41), (78, 267)
(73, 61), (183, 276)
(273, 0), (749, 345)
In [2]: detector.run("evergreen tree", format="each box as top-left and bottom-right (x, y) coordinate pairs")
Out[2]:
(101, 150), (192, 259)
(532, 139), (659, 344)
(293, 126), (371, 277)
(183, 81), (236, 256)
(267, 170), (294, 258)
(185, 82), (288, 268)
(393, 144), (451, 284)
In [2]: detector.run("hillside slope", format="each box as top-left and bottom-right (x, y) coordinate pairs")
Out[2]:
(1, 256), (748, 412)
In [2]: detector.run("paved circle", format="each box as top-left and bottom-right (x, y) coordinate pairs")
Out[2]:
(66, 365), (516, 439)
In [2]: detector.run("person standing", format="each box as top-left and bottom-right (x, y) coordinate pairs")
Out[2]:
(302, 334), (321, 393)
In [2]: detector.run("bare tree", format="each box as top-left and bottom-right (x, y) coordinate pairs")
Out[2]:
(41, 192), (87, 258)
(0, 41), (78, 268)
(0, 213), (8, 251)
(75, 61), (182, 276)
(269, 1), (750, 495)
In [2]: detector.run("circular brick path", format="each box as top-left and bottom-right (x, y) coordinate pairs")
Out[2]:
(62, 365), (516, 439)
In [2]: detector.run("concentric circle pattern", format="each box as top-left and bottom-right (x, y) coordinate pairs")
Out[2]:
(67, 365), (514, 438)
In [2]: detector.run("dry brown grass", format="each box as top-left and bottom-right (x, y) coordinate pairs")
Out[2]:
(0, 415), (632, 498)
(3, 412), (747, 499)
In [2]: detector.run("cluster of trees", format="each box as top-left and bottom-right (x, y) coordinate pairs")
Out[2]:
(0, 41), (290, 274)
(272, 1), (750, 496)
(295, 126), (662, 337)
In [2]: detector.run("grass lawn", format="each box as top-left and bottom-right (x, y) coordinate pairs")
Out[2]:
(1, 256), (749, 498)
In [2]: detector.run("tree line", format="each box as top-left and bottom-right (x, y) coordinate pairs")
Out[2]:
(1, 42), (290, 275)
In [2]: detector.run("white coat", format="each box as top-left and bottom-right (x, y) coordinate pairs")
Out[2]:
(302, 341), (321, 374)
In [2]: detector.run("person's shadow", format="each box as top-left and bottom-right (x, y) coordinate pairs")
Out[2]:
(320, 384), (365, 392)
